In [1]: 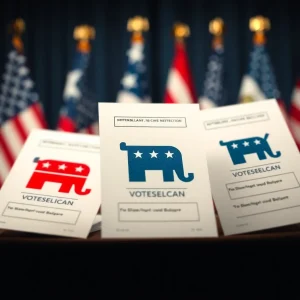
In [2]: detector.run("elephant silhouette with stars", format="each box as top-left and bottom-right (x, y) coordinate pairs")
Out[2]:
(26, 157), (91, 195)
(219, 133), (281, 165)
(120, 142), (194, 182)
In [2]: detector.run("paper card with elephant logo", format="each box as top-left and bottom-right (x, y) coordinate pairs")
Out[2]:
(98, 103), (218, 238)
(0, 129), (101, 238)
(200, 99), (300, 235)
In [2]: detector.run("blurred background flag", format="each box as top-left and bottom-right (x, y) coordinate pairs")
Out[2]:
(57, 25), (99, 134)
(0, 19), (47, 187)
(289, 79), (300, 149)
(164, 22), (197, 104)
(199, 18), (226, 109)
(117, 16), (151, 103)
(238, 16), (288, 120)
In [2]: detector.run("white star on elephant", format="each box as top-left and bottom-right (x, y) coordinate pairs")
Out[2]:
(76, 166), (84, 172)
(231, 143), (238, 149)
(134, 151), (142, 158)
(254, 139), (261, 145)
(165, 151), (174, 158)
(150, 151), (158, 158)
(63, 70), (83, 99)
(58, 164), (67, 170)
(243, 141), (249, 147)
(43, 162), (50, 168)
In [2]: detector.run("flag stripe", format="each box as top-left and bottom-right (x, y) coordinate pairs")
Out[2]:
(0, 145), (10, 184)
(164, 42), (196, 104)
(14, 114), (29, 142)
(290, 118), (300, 148)
(1, 120), (23, 158)
(57, 116), (76, 132)
(86, 126), (93, 134)
(31, 103), (47, 128)
(19, 104), (46, 134)
(117, 91), (145, 103)
(91, 123), (99, 135)
(172, 44), (196, 102)
(0, 133), (14, 167)
(290, 102), (300, 123)
(199, 97), (216, 109)
(164, 91), (175, 104)
(166, 69), (195, 104)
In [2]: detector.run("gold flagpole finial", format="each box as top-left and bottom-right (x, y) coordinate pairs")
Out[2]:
(73, 25), (96, 53)
(10, 18), (25, 53)
(173, 22), (190, 43)
(209, 17), (225, 49)
(127, 16), (149, 42)
(249, 15), (270, 45)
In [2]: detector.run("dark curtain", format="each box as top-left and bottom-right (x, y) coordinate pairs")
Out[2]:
(0, 0), (299, 128)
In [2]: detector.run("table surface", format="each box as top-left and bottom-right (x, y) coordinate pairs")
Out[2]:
(1, 215), (300, 243)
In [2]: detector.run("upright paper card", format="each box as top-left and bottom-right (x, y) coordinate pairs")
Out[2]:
(201, 100), (300, 235)
(98, 103), (217, 238)
(0, 129), (101, 238)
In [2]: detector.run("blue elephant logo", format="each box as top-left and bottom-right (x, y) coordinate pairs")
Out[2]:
(120, 142), (194, 182)
(220, 133), (281, 165)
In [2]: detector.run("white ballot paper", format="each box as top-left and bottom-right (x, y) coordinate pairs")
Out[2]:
(0, 129), (101, 238)
(201, 100), (300, 235)
(98, 103), (218, 238)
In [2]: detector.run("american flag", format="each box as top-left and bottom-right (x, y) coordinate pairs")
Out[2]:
(164, 42), (197, 104)
(117, 40), (150, 103)
(238, 43), (288, 120)
(0, 49), (46, 187)
(289, 79), (300, 149)
(57, 48), (99, 134)
(199, 43), (225, 109)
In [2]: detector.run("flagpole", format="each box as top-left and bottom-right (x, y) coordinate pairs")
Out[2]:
(127, 16), (149, 43)
(249, 15), (270, 46)
(10, 18), (25, 54)
(209, 17), (224, 50)
(73, 24), (95, 54)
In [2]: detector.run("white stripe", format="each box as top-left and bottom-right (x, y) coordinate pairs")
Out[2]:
(18, 105), (43, 135)
(199, 96), (216, 109)
(291, 87), (300, 109)
(79, 128), (88, 134)
(1, 120), (23, 158)
(117, 91), (148, 103)
(290, 118), (300, 144)
(0, 146), (10, 184)
(167, 69), (193, 104)
(91, 122), (99, 135)
(239, 75), (266, 102)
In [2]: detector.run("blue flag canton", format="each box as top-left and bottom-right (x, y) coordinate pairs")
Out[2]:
(120, 42), (149, 101)
(61, 50), (98, 130)
(248, 45), (280, 99)
(202, 45), (225, 106)
(0, 50), (38, 125)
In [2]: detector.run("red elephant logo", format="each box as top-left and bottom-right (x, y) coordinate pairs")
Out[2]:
(26, 157), (91, 195)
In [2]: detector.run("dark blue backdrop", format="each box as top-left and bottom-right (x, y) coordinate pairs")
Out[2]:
(0, 0), (299, 128)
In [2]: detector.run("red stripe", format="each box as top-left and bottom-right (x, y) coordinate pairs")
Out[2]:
(164, 91), (176, 104)
(168, 42), (197, 103)
(0, 131), (14, 167)
(57, 116), (76, 132)
(31, 103), (47, 128)
(13, 115), (28, 142)
(0, 176), (3, 189)
(290, 104), (300, 123)
(87, 126), (93, 134)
